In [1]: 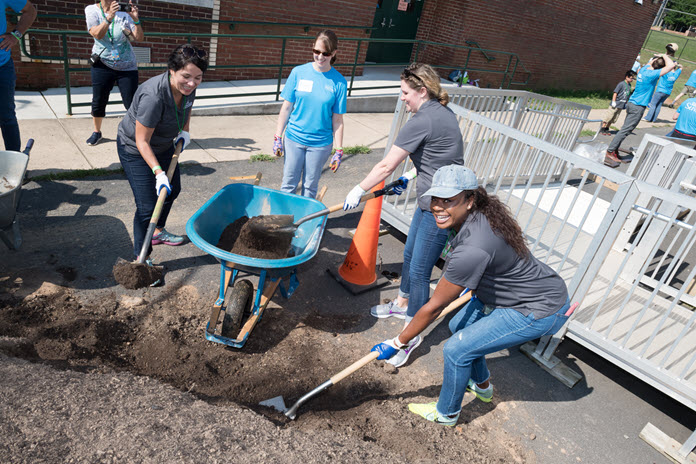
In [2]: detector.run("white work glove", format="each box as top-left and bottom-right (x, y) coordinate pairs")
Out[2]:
(155, 172), (171, 195)
(343, 184), (367, 210)
(174, 130), (190, 152)
(610, 101), (617, 108)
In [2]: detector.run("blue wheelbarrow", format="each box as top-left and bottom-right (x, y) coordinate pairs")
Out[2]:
(186, 183), (329, 349)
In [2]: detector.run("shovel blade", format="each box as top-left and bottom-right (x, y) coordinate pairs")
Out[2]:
(259, 396), (288, 413)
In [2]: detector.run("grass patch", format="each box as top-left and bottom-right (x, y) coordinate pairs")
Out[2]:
(341, 145), (371, 155)
(28, 167), (124, 182)
(533, 89), (612, 109)
(580, 129), (596, 137)
(249, 153), (276, 162)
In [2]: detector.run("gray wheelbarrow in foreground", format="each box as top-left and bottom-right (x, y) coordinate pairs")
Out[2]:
(0, 140), (33, 250)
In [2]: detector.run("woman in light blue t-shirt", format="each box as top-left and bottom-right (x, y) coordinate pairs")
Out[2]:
(273, 30), (347, 199)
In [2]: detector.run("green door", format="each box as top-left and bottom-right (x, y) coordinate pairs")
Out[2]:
(366, 0), (425, 64)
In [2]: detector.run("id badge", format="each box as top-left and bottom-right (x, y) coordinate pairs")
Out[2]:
(111, 48), (120, 61)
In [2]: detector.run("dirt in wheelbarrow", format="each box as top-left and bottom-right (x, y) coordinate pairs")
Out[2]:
(218, 216), (293, 260)
(0, 276), (532, 463)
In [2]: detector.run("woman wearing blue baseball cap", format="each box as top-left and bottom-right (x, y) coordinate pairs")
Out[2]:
(371, 165), (570, 426)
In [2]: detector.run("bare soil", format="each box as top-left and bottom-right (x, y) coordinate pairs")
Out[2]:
(0, 271), (531, 463)
(217, 216), (293, 259)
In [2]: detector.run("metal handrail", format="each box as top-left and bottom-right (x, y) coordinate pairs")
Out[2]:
(19, 29), (532, 115)
(465, 39), (495, 62)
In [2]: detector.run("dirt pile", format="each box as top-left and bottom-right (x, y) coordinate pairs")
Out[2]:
(217, 216), (293, 259)
(0, 278), (530, 463)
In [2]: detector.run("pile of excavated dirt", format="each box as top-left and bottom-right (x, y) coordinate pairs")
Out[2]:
(217, 216), (293, 260)
(0, 277), (531, 463)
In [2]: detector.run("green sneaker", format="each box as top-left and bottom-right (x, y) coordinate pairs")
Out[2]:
(408, 402), (459, 427)
(466, 379), (493, 403)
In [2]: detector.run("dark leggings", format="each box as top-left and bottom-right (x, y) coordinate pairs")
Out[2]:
(90, 61), (138, 117)
(117, 139), (181, 259)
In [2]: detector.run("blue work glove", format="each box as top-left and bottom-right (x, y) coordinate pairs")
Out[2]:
(343, 184), (367, 210)
(392, 176), (409, 195)
(155, 172), (171, 196)
(273, 134), (283, 157)
(371, 337), (402, 360)
(329, 148), (343, 173)
(174, 130), (190, 152)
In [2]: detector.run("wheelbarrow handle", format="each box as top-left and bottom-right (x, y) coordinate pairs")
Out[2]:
(23, 139), (34, 156)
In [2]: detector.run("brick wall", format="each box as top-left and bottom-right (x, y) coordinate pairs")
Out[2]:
(415, 0), (660, 91)
(11, 0), (374, 89)
(12, 0), (659, 91)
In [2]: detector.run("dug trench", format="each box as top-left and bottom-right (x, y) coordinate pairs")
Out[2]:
(0, 273), (531, 463)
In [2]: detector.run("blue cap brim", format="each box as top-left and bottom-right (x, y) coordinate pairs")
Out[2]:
(421, 186), (465, 199)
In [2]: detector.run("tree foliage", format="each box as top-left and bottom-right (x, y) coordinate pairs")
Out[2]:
(664, 0), (696, 30)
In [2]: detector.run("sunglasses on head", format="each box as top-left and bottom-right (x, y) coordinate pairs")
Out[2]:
(179, 45), (208, 59)
(403, 68), (424, 83)
(312, 48), (332, 57)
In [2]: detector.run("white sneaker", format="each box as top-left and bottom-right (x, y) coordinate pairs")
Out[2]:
(387, 335), (422, 368)
(370, 300), (408, 319)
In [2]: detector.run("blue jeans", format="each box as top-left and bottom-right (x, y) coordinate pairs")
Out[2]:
(436, 297), (570, 416)
(117, 140), (181, 259)
(399, 207), (450, 318)
(281, 136), (333, 199)
(644, 91), (669, 122)
(91, 61), (139, 117)
(0, 60), (20, 151)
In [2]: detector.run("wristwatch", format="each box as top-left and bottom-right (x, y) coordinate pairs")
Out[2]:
(9, 29), (22, 40)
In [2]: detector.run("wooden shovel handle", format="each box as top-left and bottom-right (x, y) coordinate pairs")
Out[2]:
(329, 291), (472, 385)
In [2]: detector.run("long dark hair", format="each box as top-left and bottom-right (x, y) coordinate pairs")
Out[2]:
(465, 187), (529, 258)
(168, 44), (209, 73)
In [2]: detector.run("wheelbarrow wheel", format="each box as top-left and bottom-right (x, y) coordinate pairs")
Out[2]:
(221, 279), (254, 338)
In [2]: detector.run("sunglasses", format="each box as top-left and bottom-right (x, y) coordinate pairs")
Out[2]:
(312, 48), (332, 57)
(179, 45), (208, 59)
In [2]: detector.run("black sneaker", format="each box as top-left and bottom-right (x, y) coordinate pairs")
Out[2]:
(86, 131), (102, 146)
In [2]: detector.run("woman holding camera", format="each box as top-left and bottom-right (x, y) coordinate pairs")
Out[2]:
(117, 44), (208, 272)
(85, 0), (143, 146)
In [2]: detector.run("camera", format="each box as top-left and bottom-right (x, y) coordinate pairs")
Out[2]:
(118, 2), (132, 12)
(89, 53), (101, 66)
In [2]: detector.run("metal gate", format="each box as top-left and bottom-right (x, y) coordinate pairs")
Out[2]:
(378, 101), (696, 461)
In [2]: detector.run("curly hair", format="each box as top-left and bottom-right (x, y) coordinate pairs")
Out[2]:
(465, 187), (529, 258)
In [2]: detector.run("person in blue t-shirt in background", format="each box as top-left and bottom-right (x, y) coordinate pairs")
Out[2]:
(667, 97), (696, 142)
(606, 53), (675, 168)
(645, 62), (682, 122)
(0, 0), (36, 152)
(273, 29), (348, 199)
(669, 69), (696, 109)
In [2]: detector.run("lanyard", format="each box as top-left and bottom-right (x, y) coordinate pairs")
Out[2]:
(168, 74), (185, 132)
(98, 3), (115, 43)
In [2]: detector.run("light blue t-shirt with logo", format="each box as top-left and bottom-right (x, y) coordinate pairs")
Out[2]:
(281, 62), (347, 147)
(629, 65), (662, 107)
(0, 0), (27, 67)
(675, 98), (696, 135)
(656, 68), (682, 95)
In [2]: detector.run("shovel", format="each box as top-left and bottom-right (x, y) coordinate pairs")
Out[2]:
(113, 140), (183, 289)
(261, 290), (472, 420)
(249, 178), (407, 239)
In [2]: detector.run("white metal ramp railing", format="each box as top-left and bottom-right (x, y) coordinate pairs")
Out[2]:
(378, 98), (696, 462)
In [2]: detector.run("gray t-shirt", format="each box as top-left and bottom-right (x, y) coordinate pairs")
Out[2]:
(393, 99), (464, 210)
(85, 4), (137, 71)
(443, 212), (568, 319)
(117, 72), (195, 155)
(613, 80), (632, 109)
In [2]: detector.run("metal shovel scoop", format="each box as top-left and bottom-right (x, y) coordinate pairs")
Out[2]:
(260, 290), (472, 420)
(249, 178), (406, 240)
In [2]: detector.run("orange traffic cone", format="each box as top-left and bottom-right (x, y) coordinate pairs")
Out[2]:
(338, 181), (385, 285)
